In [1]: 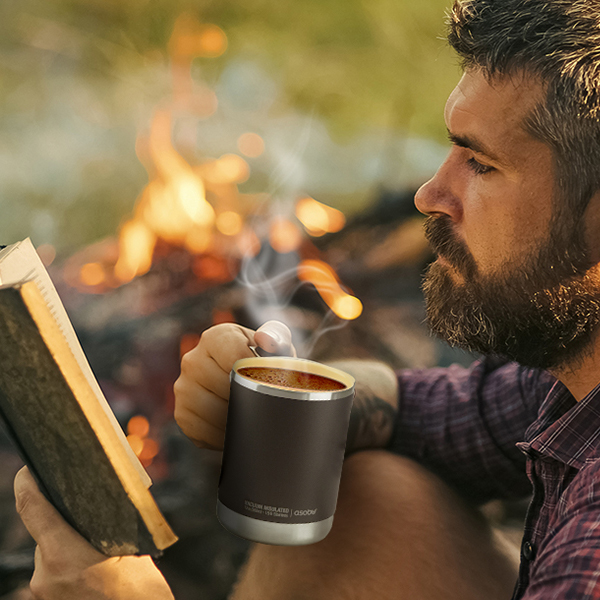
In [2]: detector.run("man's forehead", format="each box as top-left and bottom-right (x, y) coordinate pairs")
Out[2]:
(444, 69), (547, 165)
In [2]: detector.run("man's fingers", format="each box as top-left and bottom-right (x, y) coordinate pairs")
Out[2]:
(198, 324), (257, 374)
(14, 467), (105, 564)
(173, 380), (229, 442)
(254, 320), (296, 356)
(179, 347), (231, 400)
(14, 467), (65, 547)
(14, 467), (101, 559)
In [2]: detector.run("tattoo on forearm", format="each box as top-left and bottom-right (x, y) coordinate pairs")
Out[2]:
(345, 382), (397, 455)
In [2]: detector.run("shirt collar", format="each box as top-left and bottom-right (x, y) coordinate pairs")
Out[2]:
(517, 378), (600, 469)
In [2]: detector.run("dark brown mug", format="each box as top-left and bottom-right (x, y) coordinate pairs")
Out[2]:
(216, 356), (355, 545)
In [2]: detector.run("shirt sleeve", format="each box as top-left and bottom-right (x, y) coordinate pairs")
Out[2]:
(523, 461), (600, 599)
(385, 356), (556, 504)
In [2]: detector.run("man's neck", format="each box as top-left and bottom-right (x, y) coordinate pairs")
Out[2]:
(549, 337), (600, 401)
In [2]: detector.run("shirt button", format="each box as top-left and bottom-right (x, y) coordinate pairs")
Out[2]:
(522, 541), (536, 561)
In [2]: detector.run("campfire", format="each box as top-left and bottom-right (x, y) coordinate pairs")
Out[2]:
(61, 13), (362, 324)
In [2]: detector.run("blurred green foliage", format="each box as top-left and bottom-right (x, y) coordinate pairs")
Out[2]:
(0, 0), (460, 138)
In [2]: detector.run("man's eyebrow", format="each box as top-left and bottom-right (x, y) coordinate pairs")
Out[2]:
(447, 129), (505, 165)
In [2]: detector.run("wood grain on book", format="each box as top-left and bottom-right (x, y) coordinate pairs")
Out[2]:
(0, 282), (177, 556)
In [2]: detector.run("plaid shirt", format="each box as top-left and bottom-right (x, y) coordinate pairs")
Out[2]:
(387, 356), (600, 599)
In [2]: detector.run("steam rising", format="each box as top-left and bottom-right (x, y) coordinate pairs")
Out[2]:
(238, 113), (360, 358)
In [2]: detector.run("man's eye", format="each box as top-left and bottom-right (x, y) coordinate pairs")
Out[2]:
(467, 157), (494, 175)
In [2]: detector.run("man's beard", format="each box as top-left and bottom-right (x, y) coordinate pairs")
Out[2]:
(422, 211), (600, 371)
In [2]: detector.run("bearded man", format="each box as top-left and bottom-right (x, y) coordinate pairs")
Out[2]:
(13, 0), (600, 599)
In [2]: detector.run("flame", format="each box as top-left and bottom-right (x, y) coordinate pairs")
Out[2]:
(169, 15), (226, 113)
(198, 25), (228, 56)
(146, 110), (214, 229)
(185, 226), (213, 254)
(114, 220), (156, 283)
(106, 18), (263, 288)
(169, 17), (227, 60)
(297, 259), (362, 320)
(104, 15), (354, 308)
(295, 197), (346, 237)
(201, 154), (250, 185)
(269, 217), (303, 254)
(110, 14), (229, 286)
(114, 109), (217, 280)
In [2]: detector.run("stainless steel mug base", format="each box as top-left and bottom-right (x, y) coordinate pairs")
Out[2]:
(216, 499), (334, 546)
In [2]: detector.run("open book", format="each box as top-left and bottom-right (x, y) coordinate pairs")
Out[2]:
(0, 239), (177, 557)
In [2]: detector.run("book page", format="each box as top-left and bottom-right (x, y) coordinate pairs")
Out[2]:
(0, 239), (152, 488)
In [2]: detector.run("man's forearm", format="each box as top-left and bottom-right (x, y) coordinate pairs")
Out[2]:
(326, 360), (399, 456)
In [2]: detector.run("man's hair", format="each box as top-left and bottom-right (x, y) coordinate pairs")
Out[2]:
(448, 0), (600, 220)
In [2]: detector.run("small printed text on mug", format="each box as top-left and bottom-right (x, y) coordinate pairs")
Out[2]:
(245, 500), (317, 518)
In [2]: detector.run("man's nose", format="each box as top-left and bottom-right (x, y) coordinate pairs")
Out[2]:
(414, 154), (462, 222)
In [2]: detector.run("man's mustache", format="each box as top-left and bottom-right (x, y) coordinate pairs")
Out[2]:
(423, 215), (478, 278)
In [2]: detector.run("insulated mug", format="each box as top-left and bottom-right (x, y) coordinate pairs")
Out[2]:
(216, 356), (355, 546)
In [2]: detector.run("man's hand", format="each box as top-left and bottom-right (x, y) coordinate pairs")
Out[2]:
(174, 320), (296, 450)
(14, 467), (174, 600)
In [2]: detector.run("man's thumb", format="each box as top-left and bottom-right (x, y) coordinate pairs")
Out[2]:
(254, 320), (297, 356)
(14, 466), (74, 549)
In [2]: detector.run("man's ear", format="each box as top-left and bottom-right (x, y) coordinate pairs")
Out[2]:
(583, 188), (600, 264)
